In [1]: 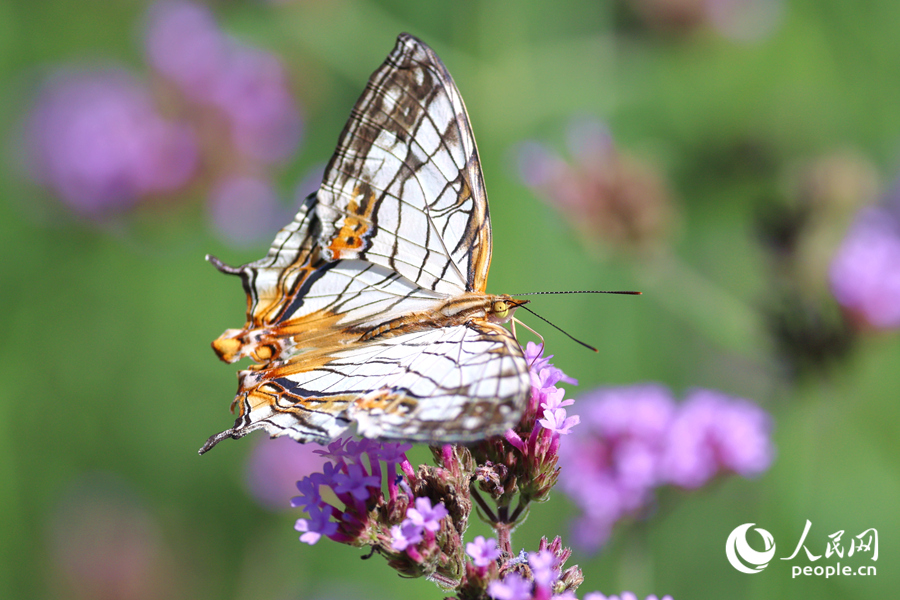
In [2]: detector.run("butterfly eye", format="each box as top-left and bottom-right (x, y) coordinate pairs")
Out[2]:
(492, 301), (510, 319)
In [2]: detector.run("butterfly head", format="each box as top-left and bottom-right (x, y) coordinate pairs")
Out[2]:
(488, 296), (528, 324)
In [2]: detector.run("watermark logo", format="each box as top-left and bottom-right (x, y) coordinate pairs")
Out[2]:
(726, 520), (878, 578)
(726, 523), (776, 573)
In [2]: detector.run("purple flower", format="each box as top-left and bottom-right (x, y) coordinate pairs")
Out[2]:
(331, 463), (380, 500)
(487, 572), (533, 600)
(406, 497), (448, 532)
(466, 536), (501, 567)
(313, 438), (353, 462)
(294, 504), (338, 545)
(23, 67), (197, 215)
(660, 389), (773, 488)
(829, 206), (900, 329)
(538, 408), (580, 435)
(390, 521), (424, 551)
(559, 384), (773, 552)
(541, 387), (574, 412)
(528, 549), (560, 586)
(526, 342), (578, 390)
(290, 473), (324, 511)
(371, 442), (412, 465)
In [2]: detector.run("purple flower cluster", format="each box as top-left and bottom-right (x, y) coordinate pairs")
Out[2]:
(491, 342), (580, 506)
(21, 1), (303, 239)
(829, 206), (900, 329)
(559, 385), (773, 552)
(483, 537), (587, 600)
(291, 438), (412, 545)
(390, 496), (449, 553)
(24, 68), (197, 215)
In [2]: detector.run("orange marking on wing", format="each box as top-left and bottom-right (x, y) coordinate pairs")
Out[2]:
(251, 249), (325, 326)
(327, 187), (378, 259)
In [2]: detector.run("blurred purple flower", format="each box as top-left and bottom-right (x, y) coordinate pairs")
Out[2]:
(244, 435), (328, 511)
(660, 389), (773, 488)
(24, 68), (197, 216)
(207, 175), (290, 246)
(528, 549), (560, 587)
(515, 118), (672, 250)
(559, 384), (773, 552)
(390, 521), (425, 551)
(143, 1), (227, 100)
(829, 206), (900, 329)
(211, 45), (303, 163)
(144, 1), (302, 164)
(585, 594), (673, 600)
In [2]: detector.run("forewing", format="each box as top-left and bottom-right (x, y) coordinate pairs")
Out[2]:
(317, 33), (492, 294)
(200, 321), (530, 451)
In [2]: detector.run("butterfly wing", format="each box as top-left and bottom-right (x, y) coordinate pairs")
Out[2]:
(201, 320), (526, 450)
(202, 35), (530, 453)
(317, 33), (492, 294)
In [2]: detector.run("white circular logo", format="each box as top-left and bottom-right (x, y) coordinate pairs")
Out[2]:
(726, 523), (776, 573)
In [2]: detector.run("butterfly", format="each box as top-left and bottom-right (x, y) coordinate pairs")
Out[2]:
(200, 33), (531, 453)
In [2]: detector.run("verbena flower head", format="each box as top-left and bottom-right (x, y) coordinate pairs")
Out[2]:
(23, 67), (197, 216)
(660, 389), (774, 488)
(280, 345), (671, 600)
(143, 0), (301, 164)
(559, 384), (773, 552)
(829, 206), (900, 329)
(471, 342), (580, 509)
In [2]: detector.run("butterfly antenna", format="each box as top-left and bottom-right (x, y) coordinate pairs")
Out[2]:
(509, 301), (598, 353)
(509, 290), (642, 296)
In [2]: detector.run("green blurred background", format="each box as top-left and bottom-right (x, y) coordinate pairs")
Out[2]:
(1, 0), (898, 599)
